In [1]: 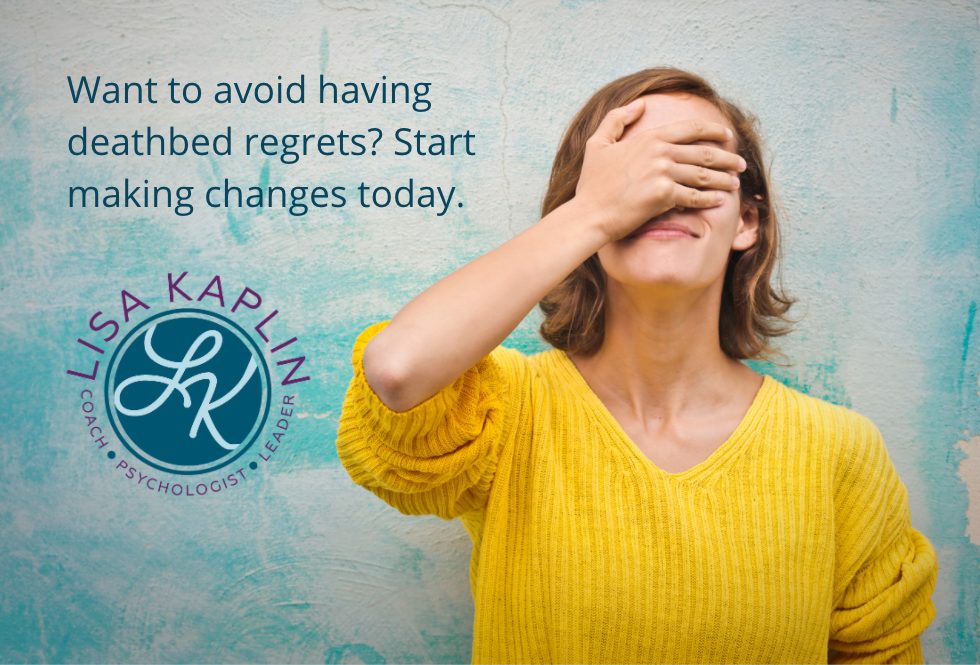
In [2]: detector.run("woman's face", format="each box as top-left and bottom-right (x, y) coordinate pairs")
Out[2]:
(596, 92), (758, 295)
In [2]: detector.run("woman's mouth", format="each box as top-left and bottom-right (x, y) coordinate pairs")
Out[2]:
(626, 218), (700, 239)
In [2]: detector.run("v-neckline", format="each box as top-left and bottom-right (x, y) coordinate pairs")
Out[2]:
(553, 349), (776, 483)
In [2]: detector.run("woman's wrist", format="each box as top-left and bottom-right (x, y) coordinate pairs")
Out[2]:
(547, 196), (619, 252)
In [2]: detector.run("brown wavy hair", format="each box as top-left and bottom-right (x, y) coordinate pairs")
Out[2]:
(538, 67), (800, 363)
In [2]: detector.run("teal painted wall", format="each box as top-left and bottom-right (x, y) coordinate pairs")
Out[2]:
(1, 0), (978, 662)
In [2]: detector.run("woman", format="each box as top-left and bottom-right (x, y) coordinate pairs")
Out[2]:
(336, 68), (938, 664)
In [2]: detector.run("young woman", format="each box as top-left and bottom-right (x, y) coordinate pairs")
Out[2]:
(336, 68), (938, 664)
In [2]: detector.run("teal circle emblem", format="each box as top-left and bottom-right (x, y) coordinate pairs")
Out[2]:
(104, 309), (272, 475)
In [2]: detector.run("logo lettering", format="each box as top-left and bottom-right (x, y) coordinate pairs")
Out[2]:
(113, 324), (258, 450)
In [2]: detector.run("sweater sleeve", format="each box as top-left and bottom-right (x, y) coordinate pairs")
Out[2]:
(828, 414), (939, 664)
(335, 319), (528, 521)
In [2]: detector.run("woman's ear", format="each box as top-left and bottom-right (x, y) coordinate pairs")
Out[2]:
(732, 201), (760, 251)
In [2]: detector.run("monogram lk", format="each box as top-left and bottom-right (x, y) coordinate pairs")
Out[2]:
(67, 272), (309, 495)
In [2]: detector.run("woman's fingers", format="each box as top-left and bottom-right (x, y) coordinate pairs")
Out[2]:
(587, 98), (647, 148)
(672, 184), (726, 209)
(669, 143), (746, 172)
(647, 117), (732, 146)
(575, 104), (744, 240)
(670, 163), (740, 192)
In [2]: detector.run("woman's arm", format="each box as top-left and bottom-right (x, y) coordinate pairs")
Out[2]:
(364, 98), (747, 412)
(336, 319), (529, 521)
(828, 416), (938, 663)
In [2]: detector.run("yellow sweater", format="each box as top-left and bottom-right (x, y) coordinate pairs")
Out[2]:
(336, 320), (938, 664)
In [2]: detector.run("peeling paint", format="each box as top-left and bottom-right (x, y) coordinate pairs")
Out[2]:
(956, 430), (980, 546)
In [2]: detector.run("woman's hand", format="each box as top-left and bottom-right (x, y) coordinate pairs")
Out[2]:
(574, 98), (747, 242)
(365, 98), (750, 412)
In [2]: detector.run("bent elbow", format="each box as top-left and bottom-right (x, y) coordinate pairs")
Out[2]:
(362, 338), (420, 413)
(370, 368), (419, 413)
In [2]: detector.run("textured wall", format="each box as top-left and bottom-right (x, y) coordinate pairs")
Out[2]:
(1, 0), (978, 662)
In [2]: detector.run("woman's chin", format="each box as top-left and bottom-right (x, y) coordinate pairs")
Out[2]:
(598, 244), (717, 289)
(608, 254), (696, 277)
(610, 268), (702, 290)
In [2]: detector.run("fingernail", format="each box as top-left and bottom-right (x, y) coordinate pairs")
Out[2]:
(626, 98), (643, 110)
(731, 175), (740, 188)
(725, 128), (734, 140)
(738, 156), (747, 171)
(716, 192), (725, 205)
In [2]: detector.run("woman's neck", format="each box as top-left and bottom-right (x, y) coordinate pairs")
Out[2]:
(569, 279), (757, 422)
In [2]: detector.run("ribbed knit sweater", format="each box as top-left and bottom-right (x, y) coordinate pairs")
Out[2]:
(336, 320), (939, 664)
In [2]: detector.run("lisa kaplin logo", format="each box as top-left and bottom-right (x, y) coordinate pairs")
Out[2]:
(69, 272), (309, 496)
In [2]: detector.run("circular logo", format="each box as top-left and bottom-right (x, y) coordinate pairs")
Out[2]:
(104, 309), (272, 475)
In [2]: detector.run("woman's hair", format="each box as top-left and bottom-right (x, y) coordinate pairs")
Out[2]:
(538, 67), (800, 363)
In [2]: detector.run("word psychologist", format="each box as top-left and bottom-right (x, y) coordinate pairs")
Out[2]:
(67, 271), (310, 496)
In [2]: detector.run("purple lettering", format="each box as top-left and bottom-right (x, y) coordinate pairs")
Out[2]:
(270, 337), (297, 353)
(169, 271), (192, 302)
(121, 290), (150, 322)
(77, 338), (104, 355)
(89, 311), (119, 342)
(277, 356), (310, 385)
(231, 287), (262, 313)
(254, 309), (279, 342)
(68, 360), (99, 380)
(197, 275), (225, 307)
